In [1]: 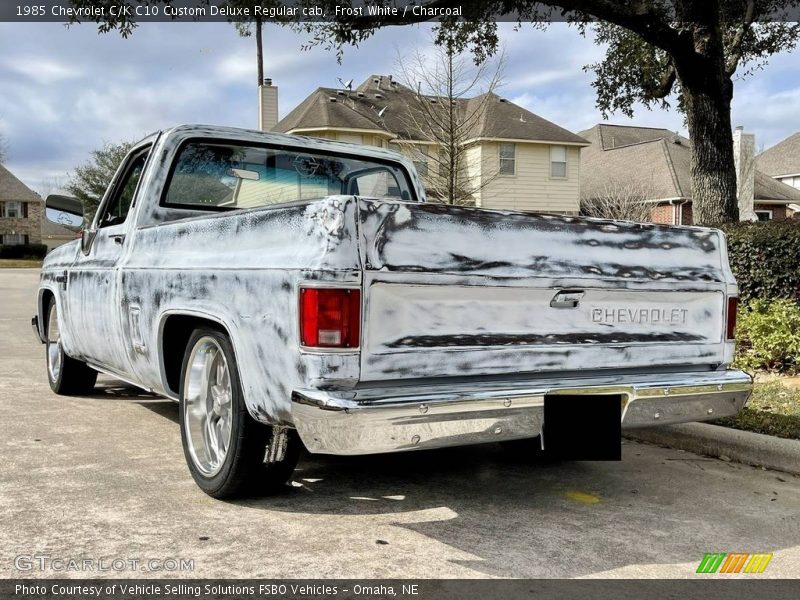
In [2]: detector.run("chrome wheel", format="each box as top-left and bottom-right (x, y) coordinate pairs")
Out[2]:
(46, 302), (63, 382)
(182, 336), (234, 477)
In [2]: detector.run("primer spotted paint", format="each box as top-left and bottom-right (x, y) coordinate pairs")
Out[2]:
(37, 125), (738, 426)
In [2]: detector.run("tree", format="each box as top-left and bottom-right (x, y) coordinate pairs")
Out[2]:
(580, 179), (656, 222)
(393, 36), (505, 205)
(66, 140), (134, 220)
(294, 0), (800, 225)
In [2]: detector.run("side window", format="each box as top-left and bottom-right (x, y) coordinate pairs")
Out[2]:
(550, 145), (567, 178)
(97, 151), (148, 228)
(499, 143), (516, 175)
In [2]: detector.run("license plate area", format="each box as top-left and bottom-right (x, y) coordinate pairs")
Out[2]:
(543, 394), (622, 460)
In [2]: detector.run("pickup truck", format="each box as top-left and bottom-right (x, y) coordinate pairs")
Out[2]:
(32, 124), (752, 498)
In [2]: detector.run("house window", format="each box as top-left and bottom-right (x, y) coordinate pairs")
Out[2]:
(550, 146), (567, 178)
(755, 209), (773, 221)
(499, 143), (516, 175)
(2, 201), (23, 218)
(2, 233), (25, 245)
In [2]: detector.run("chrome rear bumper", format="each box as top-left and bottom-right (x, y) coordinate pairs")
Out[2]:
(291, 370), (752, 455)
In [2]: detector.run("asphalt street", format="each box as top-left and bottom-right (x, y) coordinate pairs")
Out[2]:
(1, 268), (799, 579)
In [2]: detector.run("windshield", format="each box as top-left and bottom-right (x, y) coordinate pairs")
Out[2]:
(163, 141), (415, 210)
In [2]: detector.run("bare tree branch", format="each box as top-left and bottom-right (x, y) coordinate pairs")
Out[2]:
(580, 178), (657, 222)
(393, 37), (505, 205)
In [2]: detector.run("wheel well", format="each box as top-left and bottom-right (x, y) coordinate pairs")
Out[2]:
(161, 314), (226, 396)
(40, 289), (54, 330)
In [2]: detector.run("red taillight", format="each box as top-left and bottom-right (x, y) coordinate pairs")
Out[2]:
(726, 296), (738, 340)
(300, 287), (361, 348)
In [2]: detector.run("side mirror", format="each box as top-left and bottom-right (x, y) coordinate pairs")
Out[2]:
(45, 194), (85, 232)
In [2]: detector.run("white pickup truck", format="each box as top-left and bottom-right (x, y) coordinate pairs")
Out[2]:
(33, 124), (752, 498)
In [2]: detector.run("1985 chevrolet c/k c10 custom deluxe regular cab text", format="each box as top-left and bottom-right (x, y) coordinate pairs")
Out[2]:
(32, 125), (752, 498)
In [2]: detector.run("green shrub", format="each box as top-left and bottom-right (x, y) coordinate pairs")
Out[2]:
(734, 299), (800, 374)
(722, 220), (800, 303)
(0, 243), (48, 259)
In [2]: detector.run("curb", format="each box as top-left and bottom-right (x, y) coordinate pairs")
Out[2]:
(625, 423), (800, 476)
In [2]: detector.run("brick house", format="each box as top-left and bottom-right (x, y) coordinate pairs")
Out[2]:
(0, 164), (43, 245)
(578, 124), (800, 225)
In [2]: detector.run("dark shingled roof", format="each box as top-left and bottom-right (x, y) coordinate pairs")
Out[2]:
(755, 131), (800, 178)
(0, 164), (41, 203)
(578, 124), (800, 203)
(274, 75), (588, 145)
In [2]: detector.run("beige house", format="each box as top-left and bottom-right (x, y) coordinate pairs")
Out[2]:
(579, 124), (800, 224)
(269, 75), (588, 213)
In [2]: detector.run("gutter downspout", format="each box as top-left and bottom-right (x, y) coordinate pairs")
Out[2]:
(669, 199), (689, 225)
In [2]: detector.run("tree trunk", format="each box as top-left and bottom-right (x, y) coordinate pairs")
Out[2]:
(255, 17), (264, 87)
(676, 67), (738, 226)
(671, 5), (739, 226)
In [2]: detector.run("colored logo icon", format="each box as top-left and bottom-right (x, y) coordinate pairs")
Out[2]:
(697, 553), (773, 574)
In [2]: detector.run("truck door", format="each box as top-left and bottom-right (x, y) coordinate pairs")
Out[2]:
(65, 145), (151, 377)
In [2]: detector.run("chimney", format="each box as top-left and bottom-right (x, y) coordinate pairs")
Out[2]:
(258, 78), (278, 131)
(733, 126), (757, 221)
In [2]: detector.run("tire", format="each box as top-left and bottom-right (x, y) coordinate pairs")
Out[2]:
(45, 296), (98, 395)
(178, 327), (300, 499)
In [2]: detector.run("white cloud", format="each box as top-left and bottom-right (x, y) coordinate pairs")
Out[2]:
(4, 56), (82, 84)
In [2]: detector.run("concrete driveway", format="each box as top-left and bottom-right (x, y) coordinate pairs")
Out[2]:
(1, 268), (799, 579)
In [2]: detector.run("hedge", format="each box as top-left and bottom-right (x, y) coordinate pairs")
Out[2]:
(721, 220), (800, 303)
(734, 299), (800, 374)
(0, 243), (48, 259)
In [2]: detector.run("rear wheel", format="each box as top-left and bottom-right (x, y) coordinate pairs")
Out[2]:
(179, 328), (300, 499)
(45, 297), (97, 395)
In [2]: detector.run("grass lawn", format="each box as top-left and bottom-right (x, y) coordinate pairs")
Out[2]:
(0, 259), (43, 268)
(715, 379), (800, 440)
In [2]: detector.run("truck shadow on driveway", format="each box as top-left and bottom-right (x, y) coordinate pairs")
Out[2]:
(89, 380), (800, 578)
(258, 443), (800, 578)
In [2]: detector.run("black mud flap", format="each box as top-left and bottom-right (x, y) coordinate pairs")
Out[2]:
(543, 394), (622, 460)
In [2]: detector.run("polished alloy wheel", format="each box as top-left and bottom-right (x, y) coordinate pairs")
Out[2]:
(182, 336), (234, 477)
(46, 302), (63, 382)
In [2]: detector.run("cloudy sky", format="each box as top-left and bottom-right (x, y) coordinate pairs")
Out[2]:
(1, 20), (799, 194)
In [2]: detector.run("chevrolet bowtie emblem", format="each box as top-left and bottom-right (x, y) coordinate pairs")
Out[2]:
(550, 289), (585, 309)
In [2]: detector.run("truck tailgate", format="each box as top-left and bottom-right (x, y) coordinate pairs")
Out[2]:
(356, 200), (731, 381)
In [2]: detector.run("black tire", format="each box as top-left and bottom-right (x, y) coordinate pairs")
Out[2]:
(45, 296), (97, 395)
(178, 327), (300, 499)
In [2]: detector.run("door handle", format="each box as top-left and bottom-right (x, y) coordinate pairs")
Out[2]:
(111, 234), (126, 245)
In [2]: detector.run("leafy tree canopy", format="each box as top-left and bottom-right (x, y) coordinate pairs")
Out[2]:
(65, 140), (134, 220)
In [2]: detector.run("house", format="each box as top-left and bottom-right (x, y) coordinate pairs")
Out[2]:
(0, 164), (43, 246)
(578, 124), (800, 224)
(755, 132), (800, 209)
(268, 75), (589, 214)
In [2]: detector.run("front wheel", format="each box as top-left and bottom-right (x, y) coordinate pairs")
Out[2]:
(179, 328), (300, 499)
(45, 297), (97, 395)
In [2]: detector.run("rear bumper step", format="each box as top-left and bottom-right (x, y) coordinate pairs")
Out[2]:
(291, 370), (752, 455)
